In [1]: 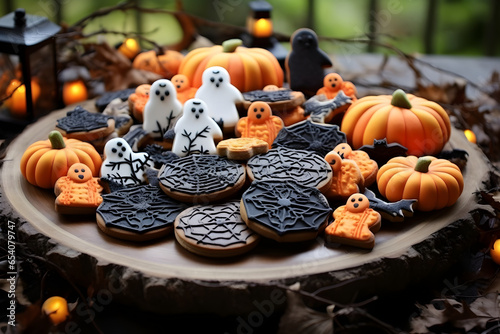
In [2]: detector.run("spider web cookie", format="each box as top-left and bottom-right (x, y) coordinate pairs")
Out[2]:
(240, 179), (332, 242)
(175, 201), (260, 257)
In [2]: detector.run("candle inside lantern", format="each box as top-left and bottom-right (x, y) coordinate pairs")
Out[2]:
(118, 38), (141, 60)
(4, 79), (40, 116)
(463, 129), (476, 144)
(253, 18), (273, 38)
(42, 296), (69, 325)
(63, 80), (88, 106)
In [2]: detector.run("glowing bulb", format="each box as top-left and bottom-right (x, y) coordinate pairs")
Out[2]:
(42, 296), (69, 325)
(491, 239), (500, 265)
(118, 38), (141, 59)
(63, 80), (88, 106)
(463, 129), (476, 144)
(253, 18), (273, 38)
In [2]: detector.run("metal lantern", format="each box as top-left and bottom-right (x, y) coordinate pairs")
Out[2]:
(0, 8), (61, 123)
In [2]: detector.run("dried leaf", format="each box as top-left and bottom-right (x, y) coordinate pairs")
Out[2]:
(415, 80), (467, 105)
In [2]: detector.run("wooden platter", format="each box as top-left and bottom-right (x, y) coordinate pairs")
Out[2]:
(1, 100), (492, 314)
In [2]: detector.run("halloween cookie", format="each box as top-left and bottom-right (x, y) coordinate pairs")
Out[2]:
(158, 154), (246, 204)
(55, 106), (115, 142)
(96, 185), (188, 242)
(235, 101), (284, 148)
(128, 84), (151, 123)
(54, 163), (103, 215)
(272, 120), (346, 157)
(323, 151), (364, 201)
(171, 74), (197, 104)
(325, 193), (382, 249)
(331, 143), (378, 186)
(102, 98), (133, 136)
(359, 139), (408, 167)
(316, 73), (357, 101)
(303, 91), (352, 124)
(217, 137), (269, 160)
(247, 146), (332, 193)
(240, 179), (332, 242)
(143, 144), (179, 169)
(363, 189), (415, 222)
(174, 200), (260, 257)
(95, 88), (135, 112)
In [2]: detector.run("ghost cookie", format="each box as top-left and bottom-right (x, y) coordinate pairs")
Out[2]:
(217, 137), (269, 160)
(143, 79), (183, 139)
(332, 143), (378, 186)
(171, 98), (223, 157)
(235, 101), (284, 148)
(171, 74), (197, 104)
(101, 138), (153, 186)
(325, 193), (382, 249)
(323, 151), (364, 201)
(55, 106), (115, 142)
(54, 163), (103, 215)
(195, 66), (243, 135)
(96, 185), (188, 242)
(240, 179), (332, 242)
(174, 200), (260, 257)
(285, 28), (332, 97)
(158, 154), (246, 204)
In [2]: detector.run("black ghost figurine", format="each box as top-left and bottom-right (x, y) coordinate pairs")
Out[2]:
(285, 28), (332, 97)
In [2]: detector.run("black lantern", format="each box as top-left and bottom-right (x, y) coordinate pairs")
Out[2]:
(242, 1), (288, 69)
(0, 8), (61, 124)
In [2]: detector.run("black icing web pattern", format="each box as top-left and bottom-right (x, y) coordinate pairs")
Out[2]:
(97, 185), (188, 233)
(242, 89), (293, 103)
(56, 106), (112, 133)
(159, 155), (244, 195)
(242, 180), (332, 235)
(247, 146), (331, 188)
(272, 120), (346, 157)
(176, 201), (255, 247)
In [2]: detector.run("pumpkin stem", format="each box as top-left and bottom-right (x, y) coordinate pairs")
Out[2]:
(391, 89), (412, 109)
(222, 39), (243, 53)
(49, 130), (66, 149)
(414, 156), (432, 173)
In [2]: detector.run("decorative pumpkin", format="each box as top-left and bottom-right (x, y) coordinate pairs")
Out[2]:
(178, 39), (284, 93)
(377, 155), (463, 211)
(132, 49), (184, 79)
(20, 131), (102, 189)
(341, 89), (451, 156)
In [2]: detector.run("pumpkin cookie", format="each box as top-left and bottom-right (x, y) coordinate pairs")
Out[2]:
(55, 106), (115, 142)
(217, 137), (269, 160)
(54, 163), (103, 215)
(323, 151), (364, 201)
(158, 154), (246, 204)
(325, 193), (381, 249)
(235, 101), (284, 148)
(332, 143), (378, 186)
(171, 74), (197, 104)
(96, 185), (188, 242)
(175, 200), (260, 258)
(247, 146), (332, 193)
(240, 179), (332, 242)
(128, 84), (151, 123)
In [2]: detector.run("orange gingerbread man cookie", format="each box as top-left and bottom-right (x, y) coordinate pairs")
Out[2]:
(332, 143), (378, 186)
(54, 163), (103, 215)
(128, 84), (151, 122)
(217, 137), (269, 160)
(171, 74), (197, 104)
(316, 73), (357, 101)
(325, 193), (381, 249)
(323, 151), (364, 200)
(235, 101), (284, 148)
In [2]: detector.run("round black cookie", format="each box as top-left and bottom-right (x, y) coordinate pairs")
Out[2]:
(96, 185), (188, 241)
(240, 179), (332, 242)
(174, 200), (260, 258)
(246, 146), (332, 193)
(272, 119), (346, 157)
(158, 154), (246, 204)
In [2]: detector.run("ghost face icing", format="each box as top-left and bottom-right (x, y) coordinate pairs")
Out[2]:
(101, 138), (152, 185)
(202, 66), (229, 89)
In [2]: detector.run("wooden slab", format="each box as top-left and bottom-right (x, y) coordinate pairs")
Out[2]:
(1, 100), (493, 314)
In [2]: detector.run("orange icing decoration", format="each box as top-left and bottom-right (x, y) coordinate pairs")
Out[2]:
(323, 151), (364, 200)
(128, 84), (151, 122)
(54, 163), (103, 209)
(316, 73), (357, 101)
(236, 101), (284, 148)
(171, 74), (197, 104)
(332, 143), (378, 186)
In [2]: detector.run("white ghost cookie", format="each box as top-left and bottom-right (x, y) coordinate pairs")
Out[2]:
(194, 66), (243, 134)
(101, 138), (153, 186)
(172, 98), (223, 157)
(143, 79), (183, 138)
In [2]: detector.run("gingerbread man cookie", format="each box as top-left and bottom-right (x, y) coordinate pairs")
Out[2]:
(332, 143), (378, 186)
(54, 163), (103, 215)
(217, 137), (269, 160)
(128, 84), (151, 123)
(316, 73), (357, 101)
(235, 101), (284, 148)
(325, 193), (381, 249)
(171, 74), (197, 104)
(323, 150), (364, 201)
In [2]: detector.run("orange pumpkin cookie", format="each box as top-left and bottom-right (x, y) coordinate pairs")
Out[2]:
(54, 163), (103, 215)
(217, 137), (269, 160)
(171, 74), (197, 104)
(235, 101), (284, 148)
(316, 73), (357, 101)
(128, 84), (151, 123)
(323, 151), (364, 201)
(332, 143), (378, 186)
(325, 193), (381, 249)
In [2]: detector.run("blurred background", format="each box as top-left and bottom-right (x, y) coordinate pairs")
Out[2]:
(3, 0), (499, 56)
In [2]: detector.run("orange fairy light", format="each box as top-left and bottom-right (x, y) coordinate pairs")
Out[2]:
(463, 129), (476, 144)
(118, 38), (141, 59)
(63, 80), (88, 106)
(41, 296), (69, 325)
